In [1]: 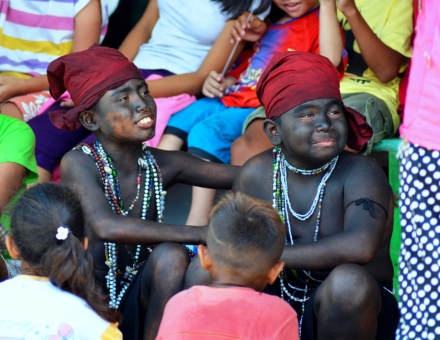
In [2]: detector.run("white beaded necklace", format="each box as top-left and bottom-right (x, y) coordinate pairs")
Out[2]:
(80, 141), (166, 309)
(272, 147), (338, 336)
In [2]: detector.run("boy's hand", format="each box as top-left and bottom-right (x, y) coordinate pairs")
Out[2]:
(337, 0), (358, 16)
(202, 71), (228, 98)
(230, 12), (267, 44)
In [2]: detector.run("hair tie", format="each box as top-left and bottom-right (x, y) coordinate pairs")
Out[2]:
(56, 226), (70, 241)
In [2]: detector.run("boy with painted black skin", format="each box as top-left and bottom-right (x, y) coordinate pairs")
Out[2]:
(232, 52), (399, 339)
(48, 45), (238, 340)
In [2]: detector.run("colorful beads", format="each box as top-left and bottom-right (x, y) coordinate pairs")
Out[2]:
(78, 140), (165, 309)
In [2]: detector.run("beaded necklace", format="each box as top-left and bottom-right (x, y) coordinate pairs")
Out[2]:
(79, 141), (166, 309)
(272, 146), (338, 336)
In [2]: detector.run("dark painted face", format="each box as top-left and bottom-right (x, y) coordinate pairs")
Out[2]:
(266, 98), (348, 168)
(93, 79), (157, 143)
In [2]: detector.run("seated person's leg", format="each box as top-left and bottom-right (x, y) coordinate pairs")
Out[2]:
(184, 255), (211, 288)
(231, 118), (272, 166)
(342, 93), (394, 155)
(303, 263), (398, 340)
(27, 104), (92, 182)
(118, 242), (190, 340)
(186, 107), (254, 225)
(186, 185), (217, 226)
(157, 97), (224, 151)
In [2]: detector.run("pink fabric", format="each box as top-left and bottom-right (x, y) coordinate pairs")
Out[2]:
(143, 74), (196, 148)
(38, 92), (71, 115)
(157, 285), (299, 339)
(400, 0), (440, 150)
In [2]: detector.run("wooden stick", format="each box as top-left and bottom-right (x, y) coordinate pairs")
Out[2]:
(221, 9), (255, 77)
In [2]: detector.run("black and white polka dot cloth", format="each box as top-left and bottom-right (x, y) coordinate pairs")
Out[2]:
(397, 141), (440, 339)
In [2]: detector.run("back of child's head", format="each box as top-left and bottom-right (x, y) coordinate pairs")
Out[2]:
(207, 192), (285, 277)
(10, 183), (119, 323)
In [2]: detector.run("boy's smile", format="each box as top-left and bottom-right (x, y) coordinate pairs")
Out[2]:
(274, 0), (319, 19)
(267, 98), (348, 169)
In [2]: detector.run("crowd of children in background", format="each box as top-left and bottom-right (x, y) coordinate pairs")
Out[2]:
(0, 0), (438, 339)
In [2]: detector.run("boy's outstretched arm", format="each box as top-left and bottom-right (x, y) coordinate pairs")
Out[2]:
(151, 149), (241, 190)
(338, 0), (406, 83)
(61, 150), (207, 245)
(319, 0), (344, 68)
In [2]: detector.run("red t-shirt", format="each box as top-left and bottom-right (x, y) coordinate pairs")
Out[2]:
(222, 7), (346, 108)
(157, 285), (299, 339)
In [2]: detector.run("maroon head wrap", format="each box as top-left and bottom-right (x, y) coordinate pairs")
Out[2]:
(47, 44), (144, 130)
(256, 51), (372, 151)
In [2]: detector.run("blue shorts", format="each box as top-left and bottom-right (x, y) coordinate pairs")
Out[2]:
(165, 97), (254, 164)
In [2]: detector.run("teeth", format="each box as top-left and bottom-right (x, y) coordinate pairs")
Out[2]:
(138, 117), (152, 124)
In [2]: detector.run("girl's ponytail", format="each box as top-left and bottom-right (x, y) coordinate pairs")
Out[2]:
(10, 183), (120, 323)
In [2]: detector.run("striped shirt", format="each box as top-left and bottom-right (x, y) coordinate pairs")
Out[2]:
(0, 0), (110, 78)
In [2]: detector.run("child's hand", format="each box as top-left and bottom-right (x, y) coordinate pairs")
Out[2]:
(230, 12), (267, 44)
(202, 71), (228, 98)
(337, 0), (358, 16)
(60, 100), (74, 107)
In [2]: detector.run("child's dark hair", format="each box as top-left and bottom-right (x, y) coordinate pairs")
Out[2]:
(10, 183), (120, 324)
(207, 192), (285, 274)
(212, 0), (272, 19)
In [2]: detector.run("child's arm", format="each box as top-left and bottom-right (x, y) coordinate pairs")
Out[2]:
(0, 0), (102, 102)
(144, 19), (246, 98)
(151, 149), (240, 190)
(319, 0), (344, 68)
(202, 71), (237, 98)
(61, 150), (207, 245)
(337, 0), (406, 83)
(118, 0), (159, 61)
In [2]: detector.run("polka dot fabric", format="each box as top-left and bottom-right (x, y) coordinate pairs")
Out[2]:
(397, 141), (440, 339)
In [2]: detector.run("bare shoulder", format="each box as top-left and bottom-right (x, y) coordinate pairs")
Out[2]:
(60, 148), (100, 185)
(233, 150), (273, 200)
(339, 152), (390, 186)
(337, 151), (393, 203)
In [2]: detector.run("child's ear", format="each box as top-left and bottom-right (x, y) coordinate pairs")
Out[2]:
(263, 119), (281, 146)
(198, 244), (212, 272)
(5, 235), (20, 260)
(79, 111), (99, 132)
(267, 261), (284, 285)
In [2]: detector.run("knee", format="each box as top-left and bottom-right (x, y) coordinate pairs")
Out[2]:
(149, 242), (190, 275)
(316, 264), (381, 314)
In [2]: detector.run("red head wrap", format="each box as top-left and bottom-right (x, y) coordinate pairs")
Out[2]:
(47, 44), (144, 130)
(256, 51), (372, 151)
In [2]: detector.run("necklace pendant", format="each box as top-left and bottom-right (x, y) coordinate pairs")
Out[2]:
(105, 260), (113, 267)
(81, 145), (92, 155)
(138, 158), (148, 169)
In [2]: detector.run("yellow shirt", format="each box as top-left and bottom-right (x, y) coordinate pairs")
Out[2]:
(337, 0), (414, 132)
